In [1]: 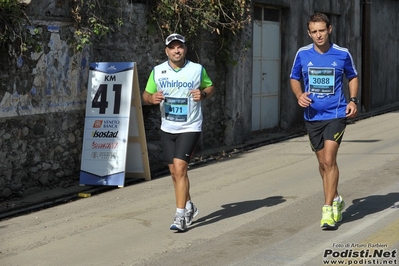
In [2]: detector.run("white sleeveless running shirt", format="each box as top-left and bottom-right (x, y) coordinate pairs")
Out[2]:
(153, 60), (204, 133)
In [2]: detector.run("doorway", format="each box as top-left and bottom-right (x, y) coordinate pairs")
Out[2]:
(252, 7), (281, 131)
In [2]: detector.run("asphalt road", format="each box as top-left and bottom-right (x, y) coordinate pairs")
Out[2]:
(1, 111), (398, 266)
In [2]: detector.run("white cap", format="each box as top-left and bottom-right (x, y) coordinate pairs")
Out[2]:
(165, 33), (186, 46)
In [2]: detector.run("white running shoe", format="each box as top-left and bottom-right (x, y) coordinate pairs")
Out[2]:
(185, 203), (199, 226)
(170, 214), (187, 231)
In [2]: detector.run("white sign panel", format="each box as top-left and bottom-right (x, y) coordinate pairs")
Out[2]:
(80, 62), (134, 186)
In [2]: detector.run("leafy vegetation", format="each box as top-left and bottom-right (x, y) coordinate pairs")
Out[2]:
(151, 0), (251, 41)
(70, 0), (124, 51)
(0, 0), (40, 58)
(0, 0), (251, 55)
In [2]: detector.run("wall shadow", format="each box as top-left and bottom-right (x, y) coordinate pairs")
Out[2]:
(190, 196), (286, 230)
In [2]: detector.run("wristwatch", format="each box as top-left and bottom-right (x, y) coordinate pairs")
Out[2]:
(350, 97), (359, 104)
(201, 91), (207, 99)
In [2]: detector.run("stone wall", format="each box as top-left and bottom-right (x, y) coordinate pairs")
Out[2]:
(0, 111), (84, 198)
(0, 0), (90, 199)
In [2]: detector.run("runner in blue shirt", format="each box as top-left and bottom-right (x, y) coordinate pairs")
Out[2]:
(290, 13), (359, 229)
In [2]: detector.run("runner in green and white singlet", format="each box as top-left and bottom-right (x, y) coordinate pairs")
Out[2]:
(142, 33), (214, 232)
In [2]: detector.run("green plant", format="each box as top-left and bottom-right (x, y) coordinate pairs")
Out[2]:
(70, 0), (124, 51)
(1, 0), (251, 56)
(152, 0), (251, 44)
(0, 0), (38, 57)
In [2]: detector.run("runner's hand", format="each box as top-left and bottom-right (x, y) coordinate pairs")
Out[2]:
(346, 102), (358, 118)
(190, 89), (202, 102)
(151, 91), (164, 104)
(298, 92), (312, 107)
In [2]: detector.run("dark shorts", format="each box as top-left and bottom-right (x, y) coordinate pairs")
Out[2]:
(305, 118), (347, 152)
(160, 130), (201, 164)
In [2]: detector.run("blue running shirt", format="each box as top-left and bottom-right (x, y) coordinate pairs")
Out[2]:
(290, 43), (358, 121)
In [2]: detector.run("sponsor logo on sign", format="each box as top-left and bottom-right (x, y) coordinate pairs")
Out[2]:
(92, 130), (119, 138)
(93, 120), (103, 128)
(91, 141), (119, 149)
(103, 120), (120, 129)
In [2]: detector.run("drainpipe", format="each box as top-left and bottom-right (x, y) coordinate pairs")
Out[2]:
(361, 0), (371, 112)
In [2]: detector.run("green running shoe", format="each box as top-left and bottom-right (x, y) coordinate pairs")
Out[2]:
(333, 195), (345, 222)
(320, 205), (336, 229)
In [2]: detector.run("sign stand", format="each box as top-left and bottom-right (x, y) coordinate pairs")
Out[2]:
(80, 62), (151, 187)
(125, 64), (151, 181)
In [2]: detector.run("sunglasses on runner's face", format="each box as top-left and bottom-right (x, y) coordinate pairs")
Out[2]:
(166, 34), (185, 45)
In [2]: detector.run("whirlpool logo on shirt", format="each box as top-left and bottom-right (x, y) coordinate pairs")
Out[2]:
(159, 79), (194, 89)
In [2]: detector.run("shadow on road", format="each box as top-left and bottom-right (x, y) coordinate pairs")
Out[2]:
(190, 196), (286, 229)
(342, 139), (381, 143)
(341, 193), (399, 225)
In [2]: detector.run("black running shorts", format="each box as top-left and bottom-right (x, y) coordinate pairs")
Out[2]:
(305, 118), (347, 152)
(160, 130), (201, 164)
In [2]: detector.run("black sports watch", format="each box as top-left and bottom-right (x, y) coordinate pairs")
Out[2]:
(201, 91), (207, 100)
(349, 97), (359, 104)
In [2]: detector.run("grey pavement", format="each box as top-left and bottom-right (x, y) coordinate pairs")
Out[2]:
(1, 109), (399, 266)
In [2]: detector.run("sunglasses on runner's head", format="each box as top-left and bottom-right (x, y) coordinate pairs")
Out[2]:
(165, 34), (186, 46)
